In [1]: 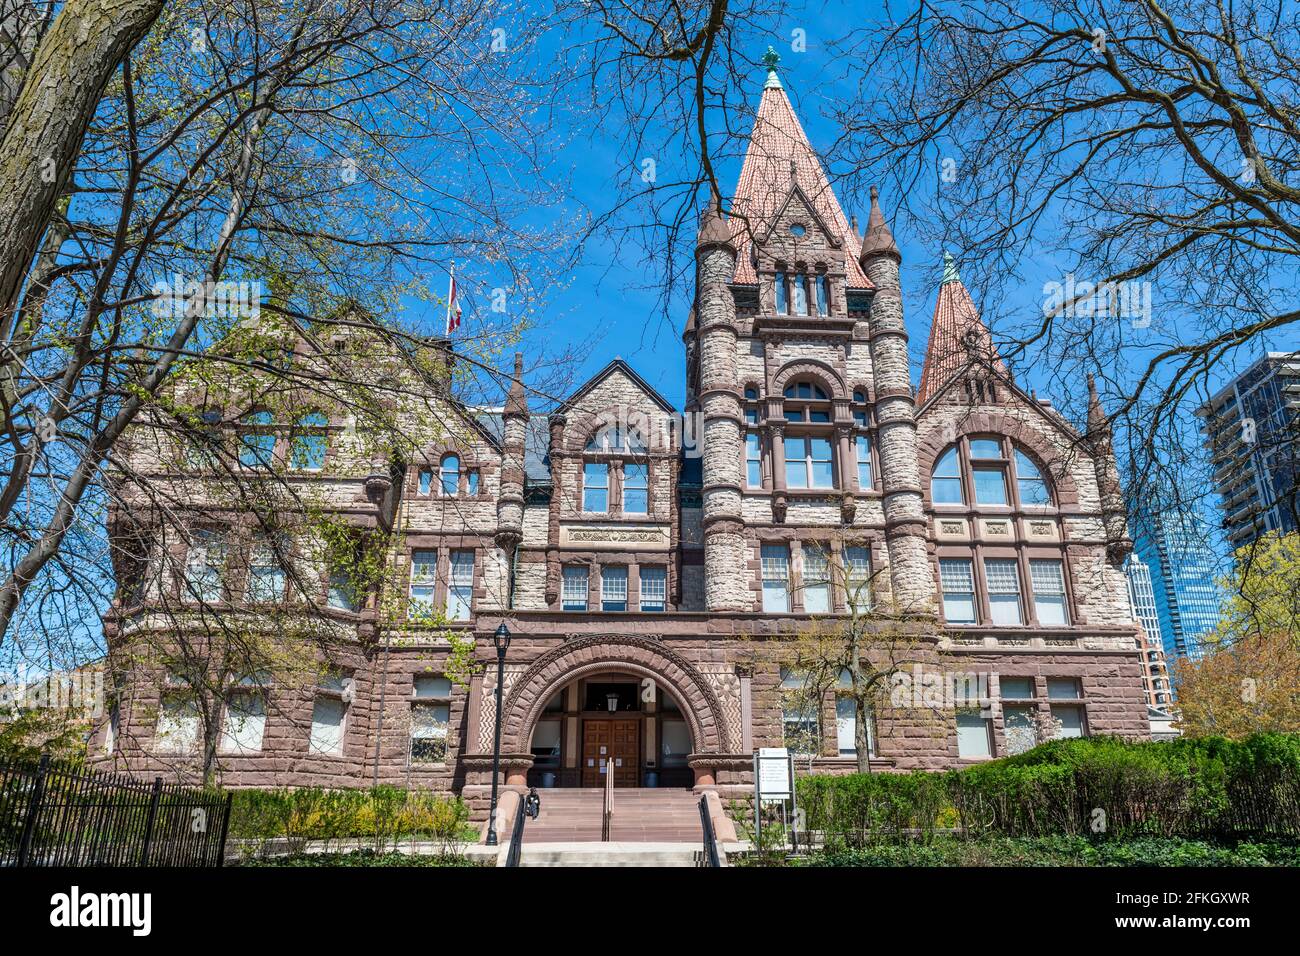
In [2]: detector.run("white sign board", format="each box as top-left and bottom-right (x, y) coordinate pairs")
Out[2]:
(756, 747), (791, 801)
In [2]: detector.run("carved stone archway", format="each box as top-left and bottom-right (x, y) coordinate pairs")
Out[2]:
(500, 635), (731, 756)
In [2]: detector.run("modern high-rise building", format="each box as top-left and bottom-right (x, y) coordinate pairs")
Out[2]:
(1197, 351), (1300, 551)
(1125, 557), (1172, 707)
(1131, 508), (1222, 661)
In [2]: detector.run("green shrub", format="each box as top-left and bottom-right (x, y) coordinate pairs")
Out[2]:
(227, 786), (472, 858)
(793, 733), (1300, 844)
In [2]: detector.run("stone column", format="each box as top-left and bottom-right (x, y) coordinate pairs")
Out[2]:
(861, 187), (936, 615)
(696, 199), (749, 611)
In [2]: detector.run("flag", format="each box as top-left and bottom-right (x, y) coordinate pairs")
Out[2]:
(445, 264), (462, 335)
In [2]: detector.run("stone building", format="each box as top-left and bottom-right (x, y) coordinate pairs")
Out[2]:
(96, 59), (1149, 815)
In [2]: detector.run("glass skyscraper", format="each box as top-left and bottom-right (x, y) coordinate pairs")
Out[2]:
(1131, 508), (1222, 661)
(1197, 351), (1300, 550)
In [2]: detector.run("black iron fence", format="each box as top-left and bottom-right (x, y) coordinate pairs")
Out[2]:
(0, 754), (232, 867)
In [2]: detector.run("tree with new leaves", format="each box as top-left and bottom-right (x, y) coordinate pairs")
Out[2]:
(765, 549), (936, 774)
(0, 0), (579, 664)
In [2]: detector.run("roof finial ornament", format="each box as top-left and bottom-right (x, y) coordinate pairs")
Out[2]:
(762, 46), (782, 89)
(942, 250), (961, 285)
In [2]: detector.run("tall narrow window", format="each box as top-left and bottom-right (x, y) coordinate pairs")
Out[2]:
(791, 272), (808, 315)
(775, 270), (788, 314)
(931, 448), (964, 504)
(985, 558), (1024, 626)
(408, 549), (437, 619)
(815, 274), (830, 316)
(411, 676), (451, 764)
(970, 438), (1008, 505)
(221, 676), (266, 754)
(956, 709), (993, 758)
(601, 565), (627, 611)
(447, 550), (474, 621)
(239, 411), (276, 467)
(583, 463), (609, 512)
(855, 435), (873, 489)
(845, 546), (871, 613)
(801, 546), (831, 614)
(310, 674), (349, 757)
(185, 529), (226, 602)
(562, 565), (589, 611)
(290, 412), (329, 470)
(780, 668), (817, 755)
(418, 469), (433, 495)
(745, 433), (763, 488)
(623, 463), (648, 514)
(467, 470), (480, 495)
(155, 697), (200, 754)
(639, 567), (666, 612)
(1030, 559), (1069, 625)
(1015, 450), (1052, 506)
(761, 544), (791, 613)
(247, 534), (286, 603)
(440, 455), (460, 496)
(939, 558), (977, 624)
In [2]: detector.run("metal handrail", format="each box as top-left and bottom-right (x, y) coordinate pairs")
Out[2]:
(698, 795), (720, 867)
(504, 792), (528, 867)
(601, 759), (614, 841)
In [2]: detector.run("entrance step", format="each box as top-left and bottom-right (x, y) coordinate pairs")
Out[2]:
(522, 788), (704, 844)
(511, 842), (708, 867)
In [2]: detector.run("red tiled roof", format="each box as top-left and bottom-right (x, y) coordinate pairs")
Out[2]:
(728, 80), (872, 289)
(917, 255), (1009, 404)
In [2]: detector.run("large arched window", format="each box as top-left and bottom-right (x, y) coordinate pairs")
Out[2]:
(929, 437), (1055, 509)
(238, 410), (276, 467)
(290, 411), (329, 470)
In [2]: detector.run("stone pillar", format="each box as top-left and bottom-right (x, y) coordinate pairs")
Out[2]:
(496, 354), (528, 568)
(696, 198), (749, 611)
(861, 187), (936, 615)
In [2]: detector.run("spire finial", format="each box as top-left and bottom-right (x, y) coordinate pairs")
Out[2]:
(762, 46), (782, 89)
(941, 250), (961, 285)
(860, 185), (900, 261)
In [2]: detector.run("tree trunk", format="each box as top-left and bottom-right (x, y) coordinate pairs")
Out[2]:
(855, 696), (872, 774)
(0, 0), (164, 318)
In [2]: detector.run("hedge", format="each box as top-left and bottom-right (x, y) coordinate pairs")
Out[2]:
(793, 835), (1300, 868)
(226, 786), (473, 857)
(796, 733), (1300, 846)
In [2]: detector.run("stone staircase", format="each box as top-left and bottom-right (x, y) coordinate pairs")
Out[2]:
(509, 788), (709, 866)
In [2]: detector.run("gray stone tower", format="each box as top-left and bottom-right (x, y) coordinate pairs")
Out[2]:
(496, 352), (528, 560)
(694, 196), (750, 611)
(860, 188), (937, 614)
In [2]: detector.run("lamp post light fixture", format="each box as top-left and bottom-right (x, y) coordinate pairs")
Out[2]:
(485, 622), (512, 847)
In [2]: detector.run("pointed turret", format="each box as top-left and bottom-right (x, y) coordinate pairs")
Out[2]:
(728, 55), (871, 289)
(859, 186), (900, 261)
(1085, 373), (1134, 563)
(917, 252), (1010, 405)
(696, 190), (734, 251)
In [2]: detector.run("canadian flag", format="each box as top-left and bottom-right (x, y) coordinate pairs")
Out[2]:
(445, 264), (462, 335)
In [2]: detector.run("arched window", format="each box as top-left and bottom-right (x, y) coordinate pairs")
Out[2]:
(290, 412), (329, 470)
(239, 410), (276, 467)
(930, 437), (1055, 509)
(440, 454), (460, 496)
(1015, 449), (1053, 506)
(931, 447), (963, 504)
(782, 381), (831, 422)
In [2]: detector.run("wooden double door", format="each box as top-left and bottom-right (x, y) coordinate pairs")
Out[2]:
(581, 718), (640, 788)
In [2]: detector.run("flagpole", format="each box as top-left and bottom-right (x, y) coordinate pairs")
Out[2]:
(446, 261), (455, 336)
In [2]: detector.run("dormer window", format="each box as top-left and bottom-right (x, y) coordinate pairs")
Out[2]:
(929, 437), (1056, 509)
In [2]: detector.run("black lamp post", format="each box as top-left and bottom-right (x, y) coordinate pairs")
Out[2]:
(485, 622), (511, 846)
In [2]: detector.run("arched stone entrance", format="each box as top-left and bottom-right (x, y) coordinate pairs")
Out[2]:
(500, 636), (731, 786)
